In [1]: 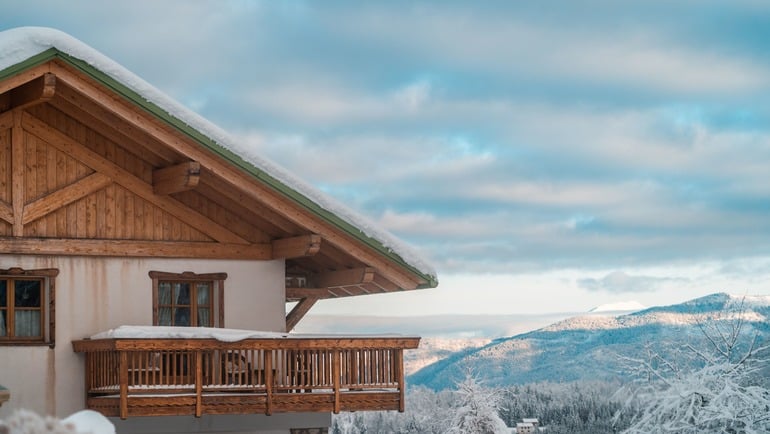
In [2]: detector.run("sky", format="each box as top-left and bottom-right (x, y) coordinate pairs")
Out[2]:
(4, 1), (770, 316)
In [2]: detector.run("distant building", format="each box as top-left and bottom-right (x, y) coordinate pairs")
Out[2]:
(511, 418), (543, 433)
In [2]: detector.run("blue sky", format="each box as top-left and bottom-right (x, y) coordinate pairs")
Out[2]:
(4, 1), (770, 315)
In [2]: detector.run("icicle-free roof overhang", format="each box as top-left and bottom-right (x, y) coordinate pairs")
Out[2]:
(0, 27), (438, 302)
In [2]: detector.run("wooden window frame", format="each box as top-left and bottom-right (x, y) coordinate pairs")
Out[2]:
(0, 267), (59, 347)
(149, 271), (227, 328)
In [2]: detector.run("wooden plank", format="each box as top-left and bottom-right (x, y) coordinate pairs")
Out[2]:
(272, 234), (321, 259)
(0, 237), (271, 259)
(11, 113), (24, 236)
(51, 83), (176, 165)
(285, 287), (336, 301)
(22, 112), (249, 244)
(153, 161), (200, 195)
(285, 297), (318, 332)
(49, 63), (425, 290)
(22, 173), (112, 224)
(311, 267), (375, 288)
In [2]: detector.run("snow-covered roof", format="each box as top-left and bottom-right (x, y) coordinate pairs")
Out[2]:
(90, 325), (409, 342)
(0, 27), (436, 285)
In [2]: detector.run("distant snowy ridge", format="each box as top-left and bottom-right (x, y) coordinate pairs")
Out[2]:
(409, 292), (770, 389)
(588, 300), (645, 313)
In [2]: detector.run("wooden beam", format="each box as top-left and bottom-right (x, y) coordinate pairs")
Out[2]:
(285, 297), (318, 332)
(272, 234), (321, 259)
(0, 237), (271, 259)
(23, 173), (112, 224)
(11, 113), (24, 236)
(21, 112), (248, 245)
(286, 287), (337, 301)
(0, 73), (57, 113)
(311, 267), (375, 288)
(0, 202), (12, 225)
(153, 161), (200, 195)
(48, 63), (426, 290)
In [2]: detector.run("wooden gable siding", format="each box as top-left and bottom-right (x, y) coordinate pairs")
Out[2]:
(0, 102), (283, 246)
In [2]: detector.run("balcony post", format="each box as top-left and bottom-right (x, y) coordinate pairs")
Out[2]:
(396, 349), (405, 412)
(119, 351), (128, 419)
(264, 349), (273, 416)
(333, 350), (341, 414)
(195, 351), (203, 417)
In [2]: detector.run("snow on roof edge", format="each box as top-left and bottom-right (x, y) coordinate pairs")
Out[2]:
(90, 325), (414, 342)
(0, 26), (436, 280)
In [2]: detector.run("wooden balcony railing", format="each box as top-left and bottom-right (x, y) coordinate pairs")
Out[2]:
(72, 336), (419, 419)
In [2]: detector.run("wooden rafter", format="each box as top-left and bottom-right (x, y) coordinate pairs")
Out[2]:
(285, 297), (319, 332)
(272, 234), (321, 259)
(0, 73), (57, 114)
(0, 237), (271, 259)
(22, 173), (112, 224)
(285, 287), (336, 301)
(152, 161), (200, 195)
(21, 112), (248, 245)
(311, 267), (375, 288)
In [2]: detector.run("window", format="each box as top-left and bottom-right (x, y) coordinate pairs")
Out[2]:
(0, 268), (58, 345)
(149, 271), (226, 327)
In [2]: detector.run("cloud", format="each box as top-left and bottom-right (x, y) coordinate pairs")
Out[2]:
(578, 271), (683, 293)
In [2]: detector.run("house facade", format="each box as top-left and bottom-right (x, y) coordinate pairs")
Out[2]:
(0, 27), (437, 434)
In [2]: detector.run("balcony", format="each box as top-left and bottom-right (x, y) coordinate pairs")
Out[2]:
(72, 330), (419, 419)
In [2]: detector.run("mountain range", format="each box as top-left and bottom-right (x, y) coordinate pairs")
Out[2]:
(409, 293), (770, 390)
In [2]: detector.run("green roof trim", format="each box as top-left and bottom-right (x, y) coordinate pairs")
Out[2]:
(0, 49), (437, 289)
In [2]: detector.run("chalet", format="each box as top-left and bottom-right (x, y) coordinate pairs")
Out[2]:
(0, 27), (437, 434)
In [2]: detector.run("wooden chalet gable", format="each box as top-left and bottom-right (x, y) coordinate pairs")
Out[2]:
(0, 37), (436, 329)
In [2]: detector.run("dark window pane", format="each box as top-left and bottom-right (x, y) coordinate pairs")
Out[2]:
(0, 310), (6, 336)
(0, 280), (6, 307)
(15, 280), (41, 308)
(174, 283), (190, 305)
(174, 307), (191, 326)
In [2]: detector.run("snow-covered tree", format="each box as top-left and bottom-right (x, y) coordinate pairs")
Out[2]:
(0, 410), (77, 434)
(446, 372), (509, 434)
(617, 299), (770, 433)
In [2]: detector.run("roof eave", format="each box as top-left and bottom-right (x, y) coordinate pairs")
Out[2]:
(0, 48), (438, 289)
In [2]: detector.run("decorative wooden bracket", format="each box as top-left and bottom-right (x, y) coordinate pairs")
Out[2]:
(0, 73), (56, 113)
(285, 296), (318, 332)
(153, 161), (200, 195)
(272, 234), (321, 259)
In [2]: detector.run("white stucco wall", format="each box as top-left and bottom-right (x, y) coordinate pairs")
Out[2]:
(0, 255), (324, 433)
